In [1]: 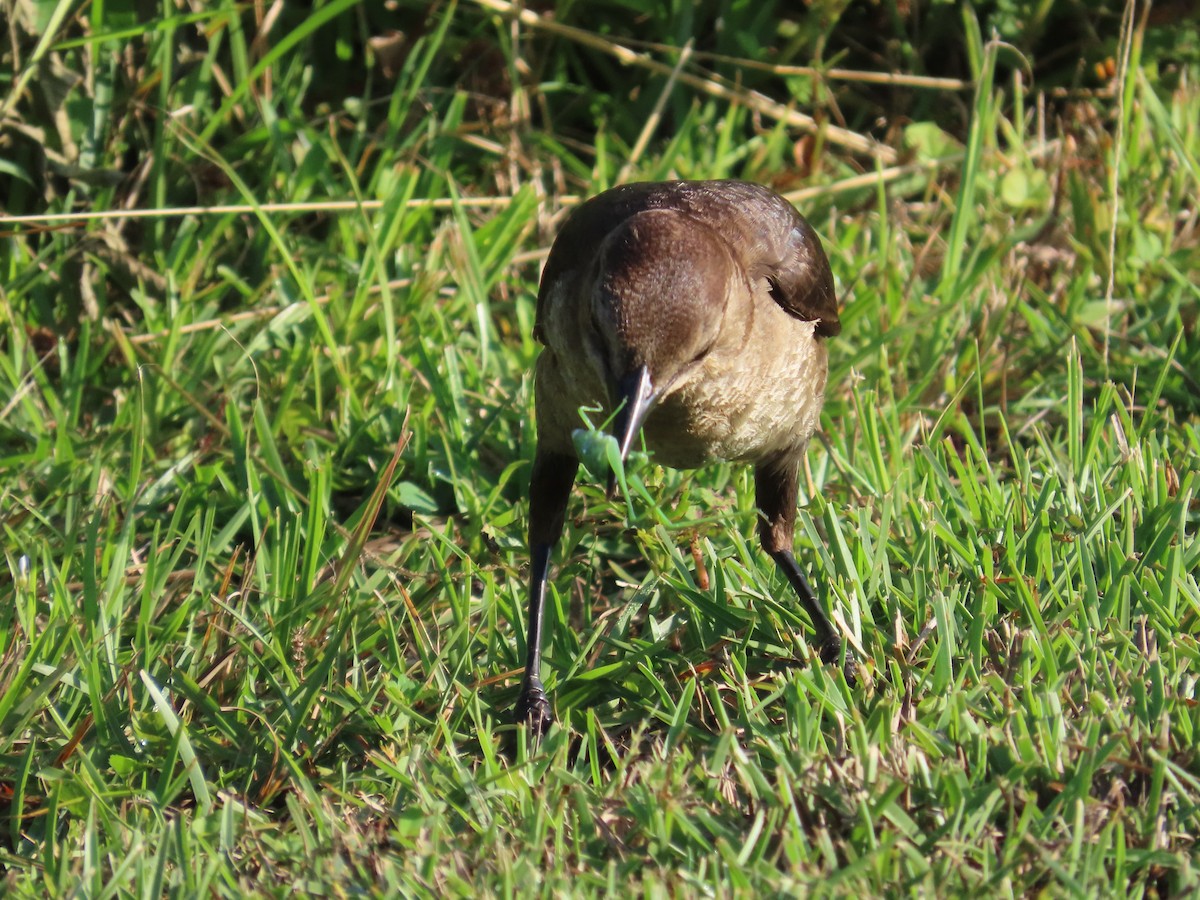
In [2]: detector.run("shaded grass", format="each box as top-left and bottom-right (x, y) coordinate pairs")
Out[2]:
(2, 0), (1199, 895)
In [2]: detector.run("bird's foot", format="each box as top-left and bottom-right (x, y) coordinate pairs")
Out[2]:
(819, 635), (858, 686)
(514, 680), (553, 736)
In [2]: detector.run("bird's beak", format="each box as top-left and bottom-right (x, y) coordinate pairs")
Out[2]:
(606, 365), (656, 498)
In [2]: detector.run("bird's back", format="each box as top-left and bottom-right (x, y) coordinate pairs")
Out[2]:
(535, 181), (839, 344)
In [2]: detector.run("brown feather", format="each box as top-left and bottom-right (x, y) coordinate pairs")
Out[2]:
(534, 180), (839, 343)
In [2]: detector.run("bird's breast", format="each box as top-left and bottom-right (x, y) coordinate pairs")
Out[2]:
(642, 303), (829, 467)
(534, 267), (830, 470)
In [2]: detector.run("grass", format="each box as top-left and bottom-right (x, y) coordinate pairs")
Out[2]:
(2, 0), (1199, 895)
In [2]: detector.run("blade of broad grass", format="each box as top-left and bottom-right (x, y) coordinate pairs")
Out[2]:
(194, 0), (363, 145)
(1, 0), (75, 118)
(331, 425), (411, 602)
(940, 28), (999, 296)
(1137, 71), (1200, 189)
(168, 123), (352, 392)
(325, 134), (398, 372)
(139, 671), (213, 815)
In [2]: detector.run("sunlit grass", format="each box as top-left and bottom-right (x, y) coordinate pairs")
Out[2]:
(1, 0), (1198, 895)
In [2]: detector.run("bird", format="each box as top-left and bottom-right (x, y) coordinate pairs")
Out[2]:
(515, 179), (844, 734)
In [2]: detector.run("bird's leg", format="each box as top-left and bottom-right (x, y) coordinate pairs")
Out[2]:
(515, 449), (579, 734)
(754, 460), (846, 667)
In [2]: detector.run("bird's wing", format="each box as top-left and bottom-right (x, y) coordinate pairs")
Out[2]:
(759, 214), (841, 338)
(701, 182), (841, 338)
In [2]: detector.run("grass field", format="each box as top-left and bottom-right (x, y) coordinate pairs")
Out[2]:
(2, 0), (1199, 895)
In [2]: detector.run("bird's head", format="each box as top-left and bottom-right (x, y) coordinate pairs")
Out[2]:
(585, 209), (733, 484)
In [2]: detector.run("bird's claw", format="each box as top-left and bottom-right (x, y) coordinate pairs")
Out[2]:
(514, 680), (554, 736)
(819, 636), (858, 686)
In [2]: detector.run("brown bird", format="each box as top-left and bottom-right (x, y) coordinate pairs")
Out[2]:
(516, 180), (845, 733)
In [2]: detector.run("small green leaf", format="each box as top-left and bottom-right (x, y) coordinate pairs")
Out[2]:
(903, 121), (960, 160)
(1001, 169), (1029, 207)
(395, 480), (441, 515)
(1000, 168), (1049, 209)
